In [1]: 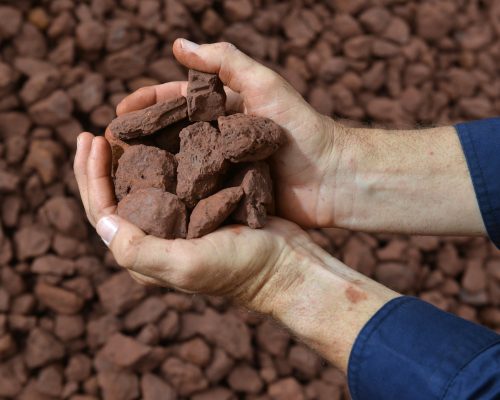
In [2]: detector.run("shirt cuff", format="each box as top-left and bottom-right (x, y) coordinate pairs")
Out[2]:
(348, 296), (500, 400)
(455, 118), (500, 248)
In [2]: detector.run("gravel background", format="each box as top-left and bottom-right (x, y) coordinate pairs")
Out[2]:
(0, 0), (499, 399)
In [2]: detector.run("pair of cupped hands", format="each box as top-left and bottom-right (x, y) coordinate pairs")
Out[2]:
(74, 39), (350, 316)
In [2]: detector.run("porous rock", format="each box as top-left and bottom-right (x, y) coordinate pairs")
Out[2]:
(187, 70), (226, 121)
(229, 162), (274, 228)
(176, 122), (228, 208)
(114, 144), (177, 201)
(218, 113), (285, 162)
(117, 188), (187, 239)
(187, 187), (244, 239)
(109, 97), (188, 140)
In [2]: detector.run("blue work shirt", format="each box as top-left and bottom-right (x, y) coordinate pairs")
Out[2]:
(348, 118), (500, 400)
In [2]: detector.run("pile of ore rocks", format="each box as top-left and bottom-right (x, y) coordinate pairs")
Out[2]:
(107, 69), (284, 239)
(0, 1), (499, 400)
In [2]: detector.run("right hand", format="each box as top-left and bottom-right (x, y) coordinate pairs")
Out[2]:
(116, 39), (348, 228)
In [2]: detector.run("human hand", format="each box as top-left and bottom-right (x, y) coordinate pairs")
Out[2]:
(73, 132), (398, 373)
(74, 131), (319, 313)
(116, 39), (347, 228)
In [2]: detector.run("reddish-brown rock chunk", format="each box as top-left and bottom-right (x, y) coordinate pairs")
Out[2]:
(102, 333), (152, 368)
(230, 162), (274, 228)
(188, 187), (243, 239)
(218, 113), (285, 162)
(117, 188), (187, 239)
(161, 357), (209, 396)
(187, 70), (226, 121)
(109, 97), (188, 140)
(97, 271), (146, 316)
(176, 122), (228, 208)
(114, 144), (177, 201)
(105, 128), (129, 175)
(25, 328), (65, 368)
(35, 281), (85, 315)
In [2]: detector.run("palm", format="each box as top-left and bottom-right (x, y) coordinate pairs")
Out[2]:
(169, 217), (310, 311)
(241, 81), (335, 227)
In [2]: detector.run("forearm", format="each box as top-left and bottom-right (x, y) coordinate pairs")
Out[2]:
(270, 246), (399, 372)
(330, 122), (485, 236)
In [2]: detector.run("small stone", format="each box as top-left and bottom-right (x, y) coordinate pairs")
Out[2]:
(35, 366), (63, 397)
(124, 296), (168, 331)
(0, 334), (16, 360)
(188, 187), (244, 239)
(14, 224), (52, 260)
(76, 21), (105, 51)
(35, 281), (85, 314)
(141, 373), (177, 400)
(462, 259), (487, 293)
(86, 314), (122, 349)
(98, 370), (139, 400)
(109, 97), (187, 140)
(218, 113), (284, 163)
(29, 90), (73, 127)
(177, 338), (211, 367)
(65, 354), (92, 382)
(187, 70), (226, 121)
(161, 357), (208, 396)
(114, 145), (177, 201)
(288, 344), (322, 379)
(31, 255), (75, 276)
(268, 377), (305, 400)
(228, 364), (263, 393)
(25, 328), (65, 368)
(176, 122), (228, 208)
(375, 262), (416, 293)
(54, 315), (85, 341)
(205, 348), (234, 383)
(0, 6), (22, 39)
(117, 188), (187, 239)
(230, 162), (274, 229)
(97, 271), (146, 315)
(102, 333), (151, 368)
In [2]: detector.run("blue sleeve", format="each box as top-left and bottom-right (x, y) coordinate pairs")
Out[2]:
(455, 118), (500, 248)
(348, 297), (500, 400)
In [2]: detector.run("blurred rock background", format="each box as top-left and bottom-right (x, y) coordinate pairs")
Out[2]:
(0, 0), (499, 399)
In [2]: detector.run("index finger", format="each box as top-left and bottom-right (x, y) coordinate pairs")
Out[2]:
(116, 81), (188, 116)
(117, 81), (244, 116)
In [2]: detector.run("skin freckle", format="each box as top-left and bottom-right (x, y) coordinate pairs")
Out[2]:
(345, 285), (368, 304)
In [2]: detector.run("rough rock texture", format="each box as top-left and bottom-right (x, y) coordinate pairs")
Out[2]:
(105, 128), (129, 176)
(176, 122), (228, 208)
(188, 187), (244, 239)
(187, 70), (226, 121)
(230, 162), (274, 228)
(109, 97), (188, 140)
(114, 144), (177, 201)
(219, 113), (285, 162)
(0, 2), (500, 400)
(117, 188), (187, 239)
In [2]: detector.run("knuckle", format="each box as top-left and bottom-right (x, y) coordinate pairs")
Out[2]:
(218, 42), (238, 53)
(135, 86), (148, 96)
(173, 255), (203, 289)
(113, 235), (143, 269)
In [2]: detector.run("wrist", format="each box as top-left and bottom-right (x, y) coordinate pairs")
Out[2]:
(271, 247), (399, 372)
(319, 117), (366, 229)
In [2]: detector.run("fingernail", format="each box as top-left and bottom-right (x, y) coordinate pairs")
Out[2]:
(76, 134), (82, 149)
(180, 38), (200, 51)
(96, 215), (119, 246)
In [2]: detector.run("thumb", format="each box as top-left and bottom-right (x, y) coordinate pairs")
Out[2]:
(173, 39), (281, 95)
(95, 214), (196, 289)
